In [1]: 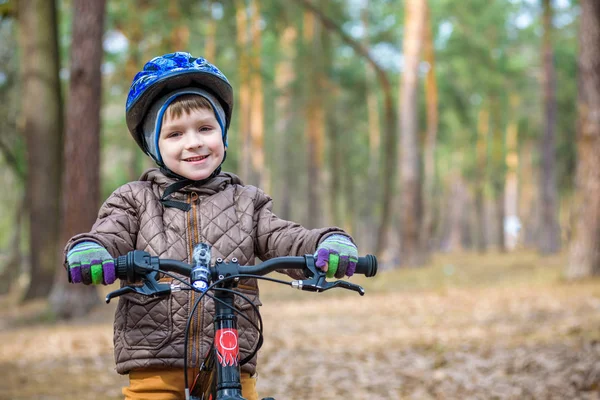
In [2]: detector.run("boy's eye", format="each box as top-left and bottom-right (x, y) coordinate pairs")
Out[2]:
(166, 131), (182, 138)
(199, 125), (213, 132)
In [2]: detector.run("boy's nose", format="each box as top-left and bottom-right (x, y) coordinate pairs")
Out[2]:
(184, 131), (203, 149)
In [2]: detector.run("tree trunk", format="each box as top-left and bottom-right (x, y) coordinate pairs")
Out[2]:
(329, 99), (345, 229)
(566, 0), (600, 279)
(398, 0), (427, 266)
(204, 9), (217, 62)
(235, 0), (251, 182)
(421, 2), (439, 253)
(248, 0), (269, 191)
(489, 99), (506, 253)
(158, 2), (189, 53)
(167, 2), (189, 51)
(274, 25), (297, 220)
(0, 18), (24, 181)
(504, 95), (520, 250)
(539, 0), (561, 254)
(377, 90), (397, 260)
(318, 21), (336, 230)
(360, 1), (381, 252)
(361, 2), (381, 189)
(445, 159), (466, 252)
(303, 10), (325, 228)
(475, 106), (489, 252)
(18, 0), (63, 301)
(49, 0), (106, 318)
(0, 196), (25, 295)
(0, 18), (23, 295)
(123, 0), (145, 182)
(519, 141), (539, 248)
(495, 184), (506, 251)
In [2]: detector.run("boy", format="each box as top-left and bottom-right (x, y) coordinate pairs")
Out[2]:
(65, 52), (358, 400)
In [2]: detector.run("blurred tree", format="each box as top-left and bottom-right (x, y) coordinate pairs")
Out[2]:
(295, 0), (396, 256)
(49, 0), (107, 317)
(399, 0), (427, 266)
(539, 0), (561, 254)
(249, 0), (269, 191)
(421, 2), (439, 253)
(204, 3), (217, 62)
(0, 1), (15, 17)
(121, 0), (147, 182)
(519, 140), (539, 247)
(504, 95), (520, 250)
(273, 23), (297, 220)
(362, 1), (381, 196)
(320, 3), (344, 232)
(566, 0), (600, 279)
(163, 1), (189, 51)
(303, 9), (326, 228)
(236, 0), (251, 182)
(5, 0), (581, 274)
(445, 158), (467, 251)
(17, 0), (63, 301)
(489, 95), (506, 252)
(475, 106), (489, 252)
(0, 15), (24, 295)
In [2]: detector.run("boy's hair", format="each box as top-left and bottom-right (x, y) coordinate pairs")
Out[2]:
(164, 94), (214, 123)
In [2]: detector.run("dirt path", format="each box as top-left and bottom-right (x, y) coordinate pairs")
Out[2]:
(1, 267), (600, 399)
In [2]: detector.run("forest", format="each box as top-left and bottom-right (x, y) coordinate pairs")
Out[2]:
(1, 0), (599, 399)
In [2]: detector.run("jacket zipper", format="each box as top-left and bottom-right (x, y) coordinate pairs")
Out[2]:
(190, 191), (203, 374)
(187, 192), (201, 375)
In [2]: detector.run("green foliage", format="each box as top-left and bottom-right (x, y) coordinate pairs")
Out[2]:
(0, 17), (23, 249)
(5, 0), (581, 252)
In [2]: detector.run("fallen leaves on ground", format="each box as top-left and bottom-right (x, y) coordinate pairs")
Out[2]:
(1, 253), (599, 399)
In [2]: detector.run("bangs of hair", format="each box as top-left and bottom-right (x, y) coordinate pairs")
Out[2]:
(165, 94), (213, 121)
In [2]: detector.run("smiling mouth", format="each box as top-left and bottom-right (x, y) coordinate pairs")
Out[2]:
(184, 155), (209, 162)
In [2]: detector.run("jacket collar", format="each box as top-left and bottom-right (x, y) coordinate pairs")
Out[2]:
(140, 168), (243, 199)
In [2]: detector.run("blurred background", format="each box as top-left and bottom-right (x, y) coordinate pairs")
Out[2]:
(1, 0), (599, 399)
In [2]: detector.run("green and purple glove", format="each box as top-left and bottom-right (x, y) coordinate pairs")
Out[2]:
(315, 234), (358, 278)
(67, 241), (116, 285)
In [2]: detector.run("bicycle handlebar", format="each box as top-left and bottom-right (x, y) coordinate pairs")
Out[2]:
(106, 250), (378, 303)
(119, 255), (377, 279)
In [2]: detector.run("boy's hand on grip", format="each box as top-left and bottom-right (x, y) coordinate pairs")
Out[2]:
(67, 241), (116, 285)
(314, 234), (358, 278)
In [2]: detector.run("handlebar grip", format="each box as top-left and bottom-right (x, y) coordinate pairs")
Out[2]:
(355, 255), (377, 277)
(113, 251), (151, 283)
(114, 255), (130, 281)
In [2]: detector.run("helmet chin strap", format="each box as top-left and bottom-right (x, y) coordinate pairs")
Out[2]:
(158, 151), (227, 212)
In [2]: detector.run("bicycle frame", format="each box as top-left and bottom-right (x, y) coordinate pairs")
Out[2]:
(191, 280), (244, 400)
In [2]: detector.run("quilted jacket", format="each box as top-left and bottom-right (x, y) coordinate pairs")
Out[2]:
(64, 168), (346, 376)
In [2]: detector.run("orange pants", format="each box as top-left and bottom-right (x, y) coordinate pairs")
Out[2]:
(123, 368), (259, 400)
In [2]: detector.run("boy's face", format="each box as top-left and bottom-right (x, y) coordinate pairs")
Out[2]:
(158, 107), (224, 181)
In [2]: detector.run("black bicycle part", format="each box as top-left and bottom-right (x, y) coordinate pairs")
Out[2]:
(106, 250), (378, 400)
(108, 251), (377, 294)
(187, 286), (262, 400)
(207, 287), (243, 398)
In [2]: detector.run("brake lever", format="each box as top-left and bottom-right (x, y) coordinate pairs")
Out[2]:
(105, 272), (172, 303)
(291, 255), (366, 296)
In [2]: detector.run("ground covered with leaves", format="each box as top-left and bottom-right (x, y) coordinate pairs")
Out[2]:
(1, 252), (600, 399)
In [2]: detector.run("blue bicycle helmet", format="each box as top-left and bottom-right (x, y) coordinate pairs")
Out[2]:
(125, 52), (234, 159)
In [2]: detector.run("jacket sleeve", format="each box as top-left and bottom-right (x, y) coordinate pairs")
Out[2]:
(63, 183), (140, 266)
(253, 189), (350, 279)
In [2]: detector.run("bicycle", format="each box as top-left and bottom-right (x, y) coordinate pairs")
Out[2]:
(105, 244), (378, 400)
